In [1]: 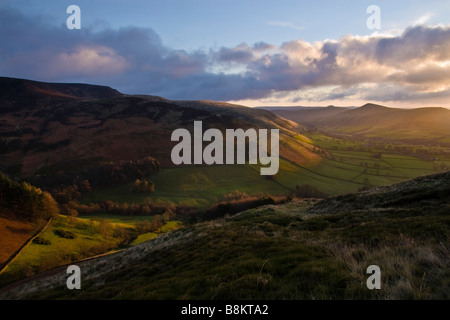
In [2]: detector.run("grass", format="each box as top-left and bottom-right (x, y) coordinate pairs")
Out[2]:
(160, 221), (183, 233)
(77, 213), (155, 226)
(130, 232), (157, 246)
(81, 150), (442, 207)
(79, 132), (449, 207)
(12, 197), (448, 300)
(0, 215), (115, 286)
(82, 164), (289, 209)
(0, 210), (35, 266)
(1, 170), (449, 300)
(2, 132), (448, 298)
(0, 213), (183, 287)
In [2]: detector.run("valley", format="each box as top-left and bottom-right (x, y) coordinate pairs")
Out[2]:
(0, 77), (449, 300)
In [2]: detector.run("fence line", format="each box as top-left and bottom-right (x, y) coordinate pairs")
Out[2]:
(0, 218), (52, 275)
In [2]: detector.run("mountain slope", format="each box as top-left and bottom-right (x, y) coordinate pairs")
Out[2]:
(269, 103), (450, 146)
(1, 171), (448, 300)
(0, 77), (320, 182)
(308, 170), (450, 213)
(269, 106), (350, 126)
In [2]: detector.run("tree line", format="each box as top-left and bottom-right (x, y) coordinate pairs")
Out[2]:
(0, 171), (59, 223)
(29, 156), (160, 191)
(60, 198), (196, 218)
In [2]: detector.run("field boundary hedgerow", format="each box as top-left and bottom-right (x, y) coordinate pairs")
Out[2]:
(0, 218), (52, 275)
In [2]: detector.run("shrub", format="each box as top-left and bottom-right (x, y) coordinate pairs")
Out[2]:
(293, 184), (327, 198)
(32, 236), (51, 245)
(132, 179), (155, 193)
(54, 229), (77, 239)
(205, 195), (287, 219)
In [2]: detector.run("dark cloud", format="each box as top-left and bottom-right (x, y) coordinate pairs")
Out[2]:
(1, 5), (450, 104)
(252, 41), (275, 51)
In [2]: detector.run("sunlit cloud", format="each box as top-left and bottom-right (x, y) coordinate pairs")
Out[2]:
(414, 12), (434, 26)
(53, 46), (130, 76)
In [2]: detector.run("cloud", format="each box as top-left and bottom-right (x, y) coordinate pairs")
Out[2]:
(252, 42), (276, 51)
(374, 25), (450, 65)
(54, 46), (130, 76)
(1, 5), (450, 106)
(216, 44), (254, 64)
(414, 12), (433, 26)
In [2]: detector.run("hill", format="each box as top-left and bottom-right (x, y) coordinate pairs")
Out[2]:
(268, 103), (450, 146)
(0, 77), (122, 103)
(1, 171), (448, 300)
(0, 77), (320, 187)
(307, 170), (450, 214)
(3, 78), (447, 205)
(268, 106), (350, 126)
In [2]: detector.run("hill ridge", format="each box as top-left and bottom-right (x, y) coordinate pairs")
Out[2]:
(270, 102), (450, 146)
(0, 77), (123, 101)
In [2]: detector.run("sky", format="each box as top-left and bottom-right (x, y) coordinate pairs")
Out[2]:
(1, 0), (450, 108)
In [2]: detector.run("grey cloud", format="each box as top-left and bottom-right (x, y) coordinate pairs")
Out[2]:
(252, 42), (275, 51)
(375, 25), (450, 65)
(216, 45), (254, 63)
(363, 84), (450, 102)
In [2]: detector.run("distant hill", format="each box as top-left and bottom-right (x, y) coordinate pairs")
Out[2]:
(0, 77), (122, 104)
(255, 106), (356, 112)
(0, 77), (320, 185)
(266, 106), (351, 125)
(268, 103), (450, 146)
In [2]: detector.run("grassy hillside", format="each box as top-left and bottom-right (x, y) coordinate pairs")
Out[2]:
(0, 213), (182, 287)
(1, 171), (448, 300)
(269, 103), (450, 146)
(78, 132), (449, 210)
(0, 77), (318, 181)
(270, 106), (349, 126)
(81, 164), (289, 209)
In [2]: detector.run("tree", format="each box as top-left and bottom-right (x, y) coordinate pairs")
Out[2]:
(132, 179), (155, 193)
(136, 221), (153, 234)
(41, 191), (60, 218)
(78, 179), (92, 193)
(162, 211), (171, 222)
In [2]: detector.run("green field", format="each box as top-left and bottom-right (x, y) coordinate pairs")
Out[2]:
(295, 133), (450, 195)
(82, 164), (289, 208)
(0, 214), (182, 287)
(80, 133), (450, 206)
